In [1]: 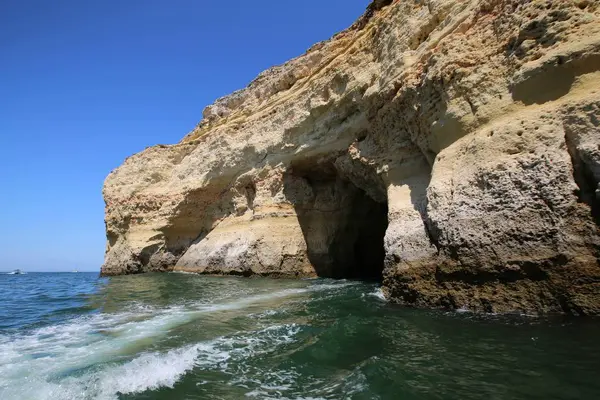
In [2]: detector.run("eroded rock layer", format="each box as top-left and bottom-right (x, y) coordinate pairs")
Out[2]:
(103, 0), (600, 315)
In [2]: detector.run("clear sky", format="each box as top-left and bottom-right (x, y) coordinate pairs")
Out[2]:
(0, 0), (370, 272)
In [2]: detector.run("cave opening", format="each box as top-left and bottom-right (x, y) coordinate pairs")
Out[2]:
(285, 162), (389, 281)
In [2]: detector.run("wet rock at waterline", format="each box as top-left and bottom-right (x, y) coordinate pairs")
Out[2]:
(102, 0), (600, 315)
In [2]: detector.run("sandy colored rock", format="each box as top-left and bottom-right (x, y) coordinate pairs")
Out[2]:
(102, 0), (600, 315)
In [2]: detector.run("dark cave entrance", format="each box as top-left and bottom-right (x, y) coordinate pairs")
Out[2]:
(284, 162), (389, 281)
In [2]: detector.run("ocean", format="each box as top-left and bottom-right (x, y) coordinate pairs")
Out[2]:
(0, 272), (598, 399)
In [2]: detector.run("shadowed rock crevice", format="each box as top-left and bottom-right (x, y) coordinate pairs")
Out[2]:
(283, 162), (388, 281)
(567, 148), (600, 225)
(565, 127), (600, 226)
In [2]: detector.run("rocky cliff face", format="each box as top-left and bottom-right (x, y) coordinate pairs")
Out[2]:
(102, 0), (600, 315)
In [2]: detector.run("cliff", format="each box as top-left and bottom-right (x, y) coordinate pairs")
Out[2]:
(102, 0), (600, 315)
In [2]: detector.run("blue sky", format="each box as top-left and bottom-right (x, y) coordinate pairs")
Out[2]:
(0, 0), (369, 271)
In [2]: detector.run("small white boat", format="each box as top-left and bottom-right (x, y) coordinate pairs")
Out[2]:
(7, 269), (26, 275)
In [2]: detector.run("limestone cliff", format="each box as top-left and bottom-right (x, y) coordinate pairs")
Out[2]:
(102, 0), (600, 315)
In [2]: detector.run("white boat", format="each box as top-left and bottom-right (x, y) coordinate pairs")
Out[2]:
(7, 269), (26, 275)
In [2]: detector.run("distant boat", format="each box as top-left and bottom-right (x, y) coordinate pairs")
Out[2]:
(7, 269), (26, 275)
(71, 270), (79, 273)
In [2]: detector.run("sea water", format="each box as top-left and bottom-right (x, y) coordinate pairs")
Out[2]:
(0, 272), (598, 399)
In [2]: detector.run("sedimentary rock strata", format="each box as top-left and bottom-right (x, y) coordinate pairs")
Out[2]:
(103, 0), (600, 315)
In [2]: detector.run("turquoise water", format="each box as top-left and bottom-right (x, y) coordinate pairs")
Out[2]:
(0, 272), (599, 399)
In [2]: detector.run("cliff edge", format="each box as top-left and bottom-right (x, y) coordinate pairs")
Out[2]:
(102, 0), (600, 315)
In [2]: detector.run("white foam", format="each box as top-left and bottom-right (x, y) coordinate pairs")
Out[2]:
(168, 270), (199, 275)
(0, 285), (336, 399)
(0, 343), (202, 400)
(456, 305), (470, 313)
(0, 279), (356, 399)
(367, 287), (387, 301)
(0, 323), (302, 400)
(71, 344), (201, 399)
(249, 309), (280, 319)
(0, 304), (195, 386)
(1, 281), (349, 374)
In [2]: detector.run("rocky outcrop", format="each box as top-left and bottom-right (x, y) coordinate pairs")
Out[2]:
(102, 0), (600, 315)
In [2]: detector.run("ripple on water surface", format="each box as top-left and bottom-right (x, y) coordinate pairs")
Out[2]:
(0, 272), (599, 400)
